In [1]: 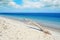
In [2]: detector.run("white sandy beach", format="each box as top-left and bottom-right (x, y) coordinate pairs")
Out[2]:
(0, 17), (60, 40)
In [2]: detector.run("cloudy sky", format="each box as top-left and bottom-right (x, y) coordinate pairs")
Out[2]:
(0, 0), (60, 13)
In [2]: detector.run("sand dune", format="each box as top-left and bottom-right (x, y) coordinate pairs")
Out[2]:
(0, 17), (60, 40)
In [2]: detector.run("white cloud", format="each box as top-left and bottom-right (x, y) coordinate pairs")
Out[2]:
(8, 0), (60, 9)
(23, 2), (44, 8)
(40, 0), (60, 7)
(8, 1), (22, 8)
(8, 0), (44, 9)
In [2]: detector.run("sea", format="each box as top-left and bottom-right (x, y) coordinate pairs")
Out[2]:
(0, 13), (60, 30)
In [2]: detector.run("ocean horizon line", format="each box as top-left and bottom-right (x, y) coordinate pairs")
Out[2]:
(0, 13), (60, 18)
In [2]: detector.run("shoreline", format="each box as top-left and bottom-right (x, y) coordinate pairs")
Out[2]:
(1, 16), (60, 32)
(0, 16), (60, 40)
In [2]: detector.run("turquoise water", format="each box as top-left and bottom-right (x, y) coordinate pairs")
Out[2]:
(0, 13), (60, 29)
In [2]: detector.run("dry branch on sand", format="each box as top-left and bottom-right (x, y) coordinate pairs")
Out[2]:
(22, 18), (51, 35)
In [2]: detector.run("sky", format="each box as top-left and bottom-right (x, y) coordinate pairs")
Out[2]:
(0, 0), (60, 13)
